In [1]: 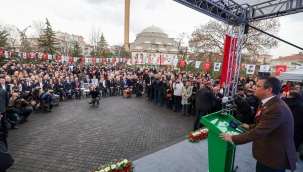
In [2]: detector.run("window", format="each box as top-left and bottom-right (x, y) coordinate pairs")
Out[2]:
(291, 62), (296, 65)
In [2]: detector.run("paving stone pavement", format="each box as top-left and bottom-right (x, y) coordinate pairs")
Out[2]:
(6, 95), (194, 172)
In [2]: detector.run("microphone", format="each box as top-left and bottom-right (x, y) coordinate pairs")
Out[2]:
(229, 120), (246, 133)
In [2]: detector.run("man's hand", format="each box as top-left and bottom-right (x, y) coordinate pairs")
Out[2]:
(241, 124), (250, 129)
(219, 134), (233, 142)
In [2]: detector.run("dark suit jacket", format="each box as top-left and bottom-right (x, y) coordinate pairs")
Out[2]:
(195, 86), (222, 111)
(232, 96), (297, 171)
(145, 76), (153, 86)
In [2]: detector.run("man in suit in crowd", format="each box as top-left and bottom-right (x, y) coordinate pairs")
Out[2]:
(220, 76), (297, 172)
(0, 77), (9, 138)
(72, 77), (81, 100)
(211, 86), (223, 113)
(194, 81), (222, 131)
(145, 72), (153, 101)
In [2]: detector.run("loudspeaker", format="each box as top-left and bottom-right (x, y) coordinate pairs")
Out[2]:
(258, 72), (270, 77)
(244, 24), (249, 34)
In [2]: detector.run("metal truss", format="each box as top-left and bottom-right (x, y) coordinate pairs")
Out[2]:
(223, 23), (245, 96)
(173, 0), (303, 24)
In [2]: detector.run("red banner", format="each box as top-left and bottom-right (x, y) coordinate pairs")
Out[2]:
(92, 58), (96, 63)
(26, 52), (31, 58)
(275, 65), (287, 76)
(112, 57), (116, 62)
(179, 59), (186, 67)
(102, 58), (106, 62)
(204, 62), (211, 70)
(148, 58), (151, 64)
(0, 50), (4, 57)
(32, 53), (36, 59)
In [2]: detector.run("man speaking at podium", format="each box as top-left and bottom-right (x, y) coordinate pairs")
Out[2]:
(220, 77), (297, 172)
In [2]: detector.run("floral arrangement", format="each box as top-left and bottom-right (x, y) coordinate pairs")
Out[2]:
(92, 159), (133, 172)
(186, 127), (209, 143)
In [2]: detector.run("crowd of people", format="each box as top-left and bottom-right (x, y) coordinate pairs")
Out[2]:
(0, 60), (303, 171)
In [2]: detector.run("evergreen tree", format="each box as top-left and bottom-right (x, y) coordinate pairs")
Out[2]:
(96, 33), (108, 57)
(0, 29), (9, 49)
(71, 42), (82, 57)
(38, 18), (59, 54)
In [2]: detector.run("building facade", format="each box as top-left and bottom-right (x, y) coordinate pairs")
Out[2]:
(270, 52), (303, 74)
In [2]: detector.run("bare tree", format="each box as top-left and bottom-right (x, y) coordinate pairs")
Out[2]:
(2, 24), (20, 50)
(88, 23), (102, 56)
(189, 19), (280, 63)
(175, 32), (190, 60)
(31, 20), (45, 37)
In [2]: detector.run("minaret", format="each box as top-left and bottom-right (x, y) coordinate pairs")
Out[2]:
(124, 0), (130, 52)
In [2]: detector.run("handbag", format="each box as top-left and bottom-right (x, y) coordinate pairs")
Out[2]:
(166, 93), (172, 98)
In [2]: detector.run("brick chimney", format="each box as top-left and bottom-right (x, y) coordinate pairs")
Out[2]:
(124, 0), (130, 52)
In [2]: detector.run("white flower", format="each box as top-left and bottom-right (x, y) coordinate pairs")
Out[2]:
(99, 170), (105, 172)
(104, 167), (110, 172)
(123, 159), (128, 164)
(117, 162), (121, 167)
(111, 164), (116, 169)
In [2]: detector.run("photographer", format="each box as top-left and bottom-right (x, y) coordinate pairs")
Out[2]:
(6, 104), (19, 129)
(9, 93), (32, 124)
(88, 85), (100, 106)
(134, 80), (143, 97)
(41, 88), (54, 112)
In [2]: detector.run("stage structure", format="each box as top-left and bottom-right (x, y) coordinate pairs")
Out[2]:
(173, 0), (303, 95)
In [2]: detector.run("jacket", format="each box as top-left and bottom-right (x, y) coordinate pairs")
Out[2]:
(232, 96), (297, 171)
(181, 86), (193, 105)
(284, 98), (303, 126)
(195, 86), (222, 111)
(0, 133), (14, 172)
(0, 88), (8, 113)
(173, 82), (184, 96)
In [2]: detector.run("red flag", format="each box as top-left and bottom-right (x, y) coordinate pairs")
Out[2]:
(102, 58), (106, 62)
(130, 58), (132, 63)
(275, 65), (287, 76)
(26, 52), (31, 58)
(204, 62), (211, 70)
(42, 53), (48, 60)
(33, 53), (37, 59)
(0, 50), (3, 57)
(92, 58), (96, 63)
(148, 58), (151, 64)
(56, 55), (61, 60)
(81, 57), (85, 62)
(112, 57), (116, 62)
(179, 60), (186, 67)
(69, 56), (73, 62)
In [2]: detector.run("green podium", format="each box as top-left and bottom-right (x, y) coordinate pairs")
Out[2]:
(200, 110), (245, 172)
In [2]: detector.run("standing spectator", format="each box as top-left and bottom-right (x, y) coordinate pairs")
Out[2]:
(152, 74), (160, 106)
(173, 78), (184, 112)
(181, 81), (192, 116)
(194, 82), (221, 131)
(145, 72), (153, 101)
(211, 87), (223, 113)
(0, 124), (14, 171)
(284, 92), (303, 150)
(0, 77), (9, 138)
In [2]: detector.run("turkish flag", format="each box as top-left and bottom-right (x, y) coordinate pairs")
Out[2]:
(0, 50), (3, 57)
(81, 57), (85, 62)
(179, 60), (186, 67)
(112, 57), (116, 62)
(32, 53), (37, 59)
(275, 65), (287, 76)
(92, 58), (96, 63)
(42, 53), (48, 60)
(204, 62), (211, 70)
(102, 58), (106, 62)
(26, 52), (31, 58)
(56, 55), (61, 60)
(148, 58), (151, 64)
(69, 56), (73, 62)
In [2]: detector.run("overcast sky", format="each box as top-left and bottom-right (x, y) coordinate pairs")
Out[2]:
(1, 0), (303, 59)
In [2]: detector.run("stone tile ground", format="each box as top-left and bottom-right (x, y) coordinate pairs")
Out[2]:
(7, 95), (194, 172)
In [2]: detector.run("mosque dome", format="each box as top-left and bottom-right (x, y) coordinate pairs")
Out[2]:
(141, 26), (165, 34)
